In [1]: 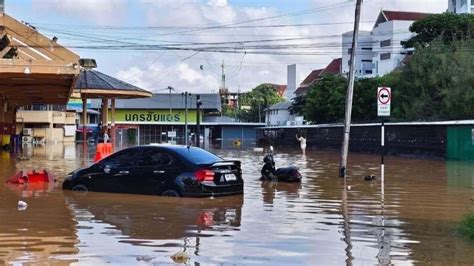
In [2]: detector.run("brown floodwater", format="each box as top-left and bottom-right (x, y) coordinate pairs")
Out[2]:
(1, 143), (474, 265)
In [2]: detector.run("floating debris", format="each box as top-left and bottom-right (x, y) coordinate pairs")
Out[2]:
(136, 255), (154, 262)
(171, 251), (189, 264)
(18, 200), (28, 211)
(364, 175), (376, 181)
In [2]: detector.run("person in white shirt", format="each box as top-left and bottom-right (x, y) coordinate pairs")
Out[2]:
(296, 134), (307, 155)
(103, 131), (110, 143)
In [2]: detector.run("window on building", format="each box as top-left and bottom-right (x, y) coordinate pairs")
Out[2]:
(361, 47), (373, 51)
(380, 53), (391, 60)
(380, 39), (391, 47)
(365, 70), (373, 74)
(362, 59), (372, 63)
(348, 48), (352, 54)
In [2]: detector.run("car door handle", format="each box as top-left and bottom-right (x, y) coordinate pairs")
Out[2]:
(153, 170), (165, 174)
(119, 170), (130, 174)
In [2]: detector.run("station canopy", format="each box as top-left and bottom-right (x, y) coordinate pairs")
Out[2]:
(72, 68), (152, 100)
(0, 12), (80, 106)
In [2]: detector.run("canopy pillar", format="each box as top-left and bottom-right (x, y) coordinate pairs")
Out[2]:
(111, 98), (116, 148)
(0, 95), (4, 146)
(82, 95), (88, 161)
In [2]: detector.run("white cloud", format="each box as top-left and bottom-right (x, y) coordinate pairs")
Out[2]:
(207, 0), (228, 7)
(31, 0), (127, 25)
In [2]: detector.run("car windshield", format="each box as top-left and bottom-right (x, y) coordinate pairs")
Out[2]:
(174, 147), (222, 165)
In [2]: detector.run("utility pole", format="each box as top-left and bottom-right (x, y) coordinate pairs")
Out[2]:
(167, 86), (174, 114)
(182, 92), (190, 146)
(196, 95), (202, 148)
(339, 0), (363, 178)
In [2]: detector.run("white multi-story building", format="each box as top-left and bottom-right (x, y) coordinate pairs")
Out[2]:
(342, 31), (374, 77)
(448, 0), (473, 14)
(342, 10), (432, 78)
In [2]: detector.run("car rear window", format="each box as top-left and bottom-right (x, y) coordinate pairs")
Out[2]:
(174, 147), (222, 165)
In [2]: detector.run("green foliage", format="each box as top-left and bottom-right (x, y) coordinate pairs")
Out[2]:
(238, 84), (283, 122)
(289, 95), (306, 115)
(222, 105), (238, 118)
(303, 74), (347, 123)
(458, 213), (474, 240)
(405, 13), (474, 48)
(393, 39), (474, 120)
(353, 77), (382, 122)
(302, 74), (381, 123)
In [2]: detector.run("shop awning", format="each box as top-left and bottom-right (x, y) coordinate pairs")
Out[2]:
(0, 13), (80, 106)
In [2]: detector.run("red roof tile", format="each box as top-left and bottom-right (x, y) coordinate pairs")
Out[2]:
(301, 69), (324, 86)
(322, 58), (342, 75)
(383, 10), (433, 22)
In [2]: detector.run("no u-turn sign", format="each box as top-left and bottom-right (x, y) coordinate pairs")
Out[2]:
(377, 87), (391, 116)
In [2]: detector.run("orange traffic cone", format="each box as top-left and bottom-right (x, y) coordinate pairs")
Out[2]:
(94, 143), (105, 162)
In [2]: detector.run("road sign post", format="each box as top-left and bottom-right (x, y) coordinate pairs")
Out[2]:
(377, 87), (391, 198)
(377, 87), (391, 117)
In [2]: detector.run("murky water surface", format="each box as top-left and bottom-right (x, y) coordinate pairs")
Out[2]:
(1, 143), (474, 265)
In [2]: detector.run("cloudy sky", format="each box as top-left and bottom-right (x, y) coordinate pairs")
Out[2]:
(8, 0), (447, 93)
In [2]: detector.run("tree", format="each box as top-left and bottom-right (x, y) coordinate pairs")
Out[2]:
(303, 74), (347, 123)
(405, 13), (474, 48)
(289, 95), (306, 115)
(221, 105), (237, 118)
(238, 84), (283, 122)
(302, 74), (384, 124)
(392, 39), (474, 120)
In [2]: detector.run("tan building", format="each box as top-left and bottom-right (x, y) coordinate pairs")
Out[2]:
(16, 105), (77, 143)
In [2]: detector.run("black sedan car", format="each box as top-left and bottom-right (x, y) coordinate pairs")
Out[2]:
(62, 145), (243, 197)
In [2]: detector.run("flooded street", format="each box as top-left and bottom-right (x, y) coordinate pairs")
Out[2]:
(1, 144), (474, 265)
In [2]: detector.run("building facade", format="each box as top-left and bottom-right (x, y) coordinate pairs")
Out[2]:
(95, 93), (264, 148)
(341, 10), (432, 78)
(342, 31), (374, 77)
(448, 0), (473, 13)
(295, 58), (342, 97)
(265, 101), (292, 126)
(16, 105), (77, 143)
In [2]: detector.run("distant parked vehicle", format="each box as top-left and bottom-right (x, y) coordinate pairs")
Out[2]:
(62, 145), (243, 197)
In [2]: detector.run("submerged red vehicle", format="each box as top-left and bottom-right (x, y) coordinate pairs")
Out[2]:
(5, 170), (56, 197)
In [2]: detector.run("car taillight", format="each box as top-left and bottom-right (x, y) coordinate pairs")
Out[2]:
(195, 169), (215, 182)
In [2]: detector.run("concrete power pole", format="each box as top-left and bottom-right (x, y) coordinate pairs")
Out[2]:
(196, 95), (201, 148)
(339, 0), (363, 178)
(183, 92), (189, 146)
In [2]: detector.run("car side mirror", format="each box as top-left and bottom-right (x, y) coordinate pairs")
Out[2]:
(104, 165), (112, 174)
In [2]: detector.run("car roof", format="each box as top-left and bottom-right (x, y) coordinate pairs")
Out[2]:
(146, 144), (200, 152)
(119, 145), (207, 154)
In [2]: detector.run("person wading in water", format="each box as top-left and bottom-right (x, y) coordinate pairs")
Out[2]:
(296, 134), (306, 155)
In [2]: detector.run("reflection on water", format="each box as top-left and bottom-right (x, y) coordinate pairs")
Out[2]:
(0, 144), (474, 264)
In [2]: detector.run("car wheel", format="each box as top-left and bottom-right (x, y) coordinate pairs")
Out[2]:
(161, 189), (180, 197)
(71, 184), (88, 193)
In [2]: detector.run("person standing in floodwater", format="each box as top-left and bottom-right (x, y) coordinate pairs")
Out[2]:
(103, 131), (110, 143)
(296, 134), (306, 155)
